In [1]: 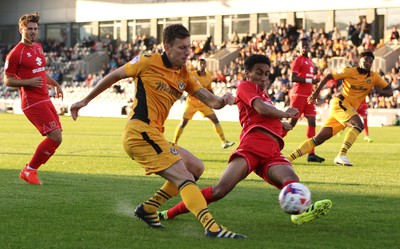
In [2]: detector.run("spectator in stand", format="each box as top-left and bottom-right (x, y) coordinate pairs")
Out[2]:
(347, 21), (356, 41)
(390, 27), (400, 44)
(331, 27), (342, 41)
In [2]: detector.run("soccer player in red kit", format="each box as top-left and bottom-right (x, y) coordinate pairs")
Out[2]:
(357, 99), (373, 142)
(3, 12), (63, 185)
(158, 54), (332, 226)
(283, 38), (325, 163)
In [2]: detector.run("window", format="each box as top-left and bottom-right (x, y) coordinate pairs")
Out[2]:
(335, 9), (368, 33)
(128, 19), (151, 43)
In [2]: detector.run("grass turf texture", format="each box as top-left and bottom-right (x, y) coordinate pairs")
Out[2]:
(1, 113), (399, 249)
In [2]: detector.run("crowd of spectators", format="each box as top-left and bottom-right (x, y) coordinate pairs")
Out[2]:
(1, 19), (400, 112)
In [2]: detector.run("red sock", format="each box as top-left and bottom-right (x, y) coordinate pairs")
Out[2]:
(167, 186), (214, 219)
(307, 126), (316, 154)
(363, 117), (369, 136)
(28, 137), (60, 169)
(282, 180), (299, 189)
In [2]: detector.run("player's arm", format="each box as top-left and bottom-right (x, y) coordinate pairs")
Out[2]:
(375, 85), (393, 97)
(308, 73), (334, 104)
(46, 73), (63, 99)
(192, 88), (234, 109)
(291, 72), (320, 84)
(3, 74), (43, 88)
(70, 66), (128, 120)
(252, 98), (298, 119)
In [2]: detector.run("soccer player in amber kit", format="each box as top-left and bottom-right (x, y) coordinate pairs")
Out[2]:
(173, 59), (235, 149)
(287, 51), (393, 166)
(4, 12), (63, 185)
(70, 24), (245, 238)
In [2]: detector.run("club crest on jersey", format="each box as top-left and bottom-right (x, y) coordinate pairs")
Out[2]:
(27, 52), (32, 57)
(178, 81), (185, 91)
(170, 147), (179, 155)
(366, 78), (371, 84)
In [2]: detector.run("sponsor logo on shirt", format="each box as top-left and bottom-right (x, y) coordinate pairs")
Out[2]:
(32, 67), (45, 73)
(36, 57), (42, 66)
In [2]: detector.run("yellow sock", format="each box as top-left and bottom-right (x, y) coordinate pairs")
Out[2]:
(179, 181), (220, 232)
(173, 126), (184, 144)
(339, 127), (360, 156)
(213, 123), (226, 143)
(287, 138), (317, 162)
(143, 181), (179, 213)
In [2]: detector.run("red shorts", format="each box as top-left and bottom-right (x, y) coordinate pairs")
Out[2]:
(229, 130), (292, 189)
(357, 102), (368, 118)
(23, 100), (62, 135)
(290, 95), (316, 117)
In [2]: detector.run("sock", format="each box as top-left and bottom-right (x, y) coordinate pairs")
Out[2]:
(179, 181), (219, 232)
(339, 127), (361, 156)
(167, 186), (214, 219)
(28, 137), (60, 169)
(307, 126), (316, 155)
(287, 138), (317, 162)
(282, 180), (299, 189)
(26, 165), (37, 171)
(363, 117), (369, 136)
(173, 126), (184, 144)
(143, 181), (179, 213)
(213, 123), (226, 143)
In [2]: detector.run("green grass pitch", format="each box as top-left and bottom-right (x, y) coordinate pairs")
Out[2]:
(1, 113), (399, 249)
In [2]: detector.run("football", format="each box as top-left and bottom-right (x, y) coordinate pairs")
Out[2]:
(278, 182), (312, 214)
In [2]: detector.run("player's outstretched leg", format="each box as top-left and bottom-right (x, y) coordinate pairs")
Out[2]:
(291, 199), (332, 225)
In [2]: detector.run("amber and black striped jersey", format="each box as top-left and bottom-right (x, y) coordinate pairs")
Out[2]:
(123, 52), (202, 132)
(332, 67), (388, 109)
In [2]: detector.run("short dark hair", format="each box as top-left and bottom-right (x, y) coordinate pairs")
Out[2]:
(163, 24), (190, 46)
(244, 54), (271, 71)
(360, 51), (375, 60)
(19, 12), (40, 29)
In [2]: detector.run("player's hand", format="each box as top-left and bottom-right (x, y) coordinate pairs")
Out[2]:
(55, 85), (63, 100)
(222, 92), (235, 105)
(285, 107), (299, 118)
(70, 101), (87, 121)
(282, 121), (293, 131)
(307, 92), (319, 104)
(30, 77), (43, 88)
